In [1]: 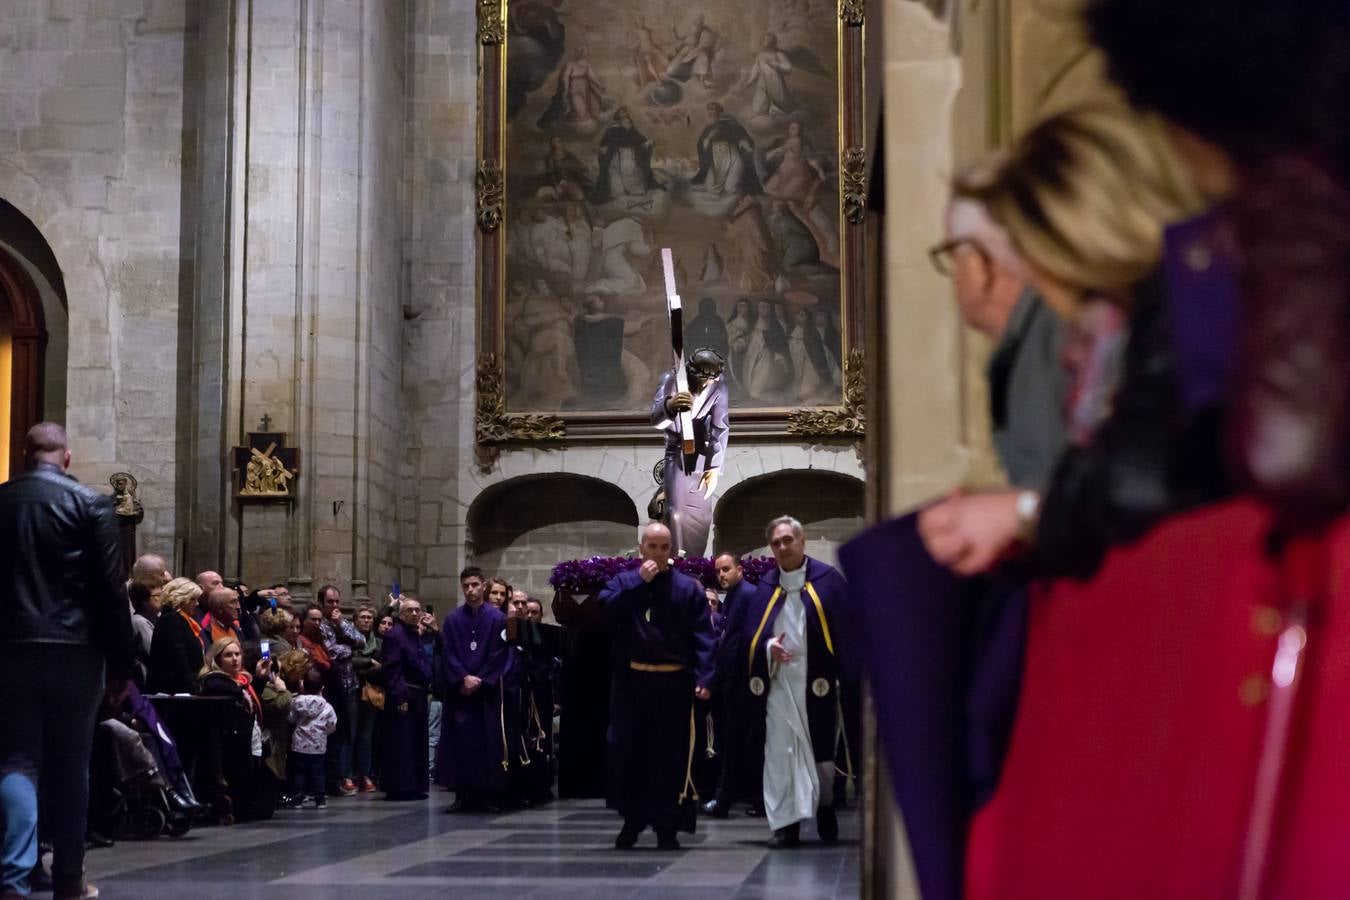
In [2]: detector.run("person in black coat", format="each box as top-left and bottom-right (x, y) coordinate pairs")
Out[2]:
(0, 424), (134, 900)
(147, 577), (207, 695)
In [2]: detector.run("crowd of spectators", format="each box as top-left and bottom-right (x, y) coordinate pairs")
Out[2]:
(122, 558), (559, 820)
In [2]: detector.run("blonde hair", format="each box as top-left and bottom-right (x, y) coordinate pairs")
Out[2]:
(955, 102), (1205, 305)
(198, 636), (242, 679)
(161, 576), (203, 613)
(277, 649), (312, 691)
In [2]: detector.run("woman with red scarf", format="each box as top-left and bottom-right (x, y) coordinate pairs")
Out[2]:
(198, 637), (284, 823)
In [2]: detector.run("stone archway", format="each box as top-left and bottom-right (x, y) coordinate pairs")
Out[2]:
(713, 469), (866, 566)
(0, 197), (70, 481)
(0, 246), (48, 480)
(465, 472), (641, 598)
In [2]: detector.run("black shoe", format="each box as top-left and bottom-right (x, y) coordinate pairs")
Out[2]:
(443, 799), (466, 814)
(166, 788), (209, 816)
(817, 805), (839, 845)
(769, 823), (801, 849)
(85, 831), (114, 849)
(701, 798), (730, 818)
(484, 800), (503, 814)
(655, 831), (681, 851)
(615, 822), (642, 850)
(745, 804), (766, 818)
(29, 863), (53, 892)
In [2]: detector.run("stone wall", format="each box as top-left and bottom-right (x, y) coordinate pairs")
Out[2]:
(185, 0), (407, 599)
(713, 469), (865, 567)
(467, 473), (641, 598)
(0, 0), (190, 560)
(0, 0), (866, 609)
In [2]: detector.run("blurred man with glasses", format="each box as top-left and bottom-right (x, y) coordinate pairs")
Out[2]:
(930, 185), (1066, 490)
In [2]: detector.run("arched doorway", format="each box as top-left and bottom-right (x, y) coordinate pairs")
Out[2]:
(466, 473), (641, 599)
(0, 199), (66, 482)
(713, 469), (866, 566)
(0, 251), (45, 480)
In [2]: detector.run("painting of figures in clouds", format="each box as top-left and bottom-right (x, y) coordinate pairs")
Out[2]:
(499, 0), (847, 416)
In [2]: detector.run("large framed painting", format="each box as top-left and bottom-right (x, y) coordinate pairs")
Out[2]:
(475, 0), (867, 445)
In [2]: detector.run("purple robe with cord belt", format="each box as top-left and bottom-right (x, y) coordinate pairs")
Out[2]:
(600, 567), (715, 833)
(712, 577), (767, 806)
(377, 621), (431, 797)
(435, 603), (509, 792)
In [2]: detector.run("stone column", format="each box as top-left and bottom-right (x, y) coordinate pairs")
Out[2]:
(183, 0), (405, 601)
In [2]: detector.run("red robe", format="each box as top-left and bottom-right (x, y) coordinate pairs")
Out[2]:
(966, 499), (1350, 898)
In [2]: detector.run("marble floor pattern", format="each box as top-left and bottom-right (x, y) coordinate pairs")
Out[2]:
(85, 796), (861, 899)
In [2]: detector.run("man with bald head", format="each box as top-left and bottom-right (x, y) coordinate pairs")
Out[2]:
(130, 554), (171, 591)
(0, 423), (130, 900)
(932, 184), (1066, 490)
(196, 570), (223, 594)
(200, 586), (243, 651)
(599, 521), (716, 851)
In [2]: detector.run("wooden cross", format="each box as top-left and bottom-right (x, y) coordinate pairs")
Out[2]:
(260, 413), (273, 431)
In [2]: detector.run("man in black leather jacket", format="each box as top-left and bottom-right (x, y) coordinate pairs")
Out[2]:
(0, 423), (133, 900)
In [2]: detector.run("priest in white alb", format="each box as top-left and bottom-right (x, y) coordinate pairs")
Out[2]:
(748, 515), (852, 847)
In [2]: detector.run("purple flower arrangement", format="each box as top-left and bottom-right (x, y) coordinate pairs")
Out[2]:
(549, 554), (777, 595)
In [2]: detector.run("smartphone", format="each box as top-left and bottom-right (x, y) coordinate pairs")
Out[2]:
(392, 580), (401, 598)
(425, 604), (434, 615)
(260, 639), (271, 662)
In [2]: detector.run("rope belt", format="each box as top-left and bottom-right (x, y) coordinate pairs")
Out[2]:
(629, 661), (687, 673)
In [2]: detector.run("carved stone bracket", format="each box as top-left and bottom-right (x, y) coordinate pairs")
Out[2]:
(476, 352), (566, 448)
(787, 348), (865, 438)
(841, 147), (868, 225)
(477, 0), (505, 44)
(476, 159), (504, 233)
(839, 0), (865, 27)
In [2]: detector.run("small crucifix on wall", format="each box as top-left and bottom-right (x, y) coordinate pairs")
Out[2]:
(232, 417), (299, 502)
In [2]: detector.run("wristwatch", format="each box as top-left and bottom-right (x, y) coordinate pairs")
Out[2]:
(1015, 490), (1042, 544)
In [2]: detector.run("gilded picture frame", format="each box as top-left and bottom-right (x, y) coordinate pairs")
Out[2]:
(476, 0), (867, 445)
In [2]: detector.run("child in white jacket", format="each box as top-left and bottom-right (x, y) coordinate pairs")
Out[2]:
(288, 667), (338, 808)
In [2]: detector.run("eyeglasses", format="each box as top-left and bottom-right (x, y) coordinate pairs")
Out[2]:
(928, 238), (986, 277)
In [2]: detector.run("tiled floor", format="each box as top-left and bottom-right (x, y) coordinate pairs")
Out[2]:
(87, 796), (861, 899)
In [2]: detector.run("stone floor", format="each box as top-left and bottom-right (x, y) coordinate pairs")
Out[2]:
(85, 796), (861, 899)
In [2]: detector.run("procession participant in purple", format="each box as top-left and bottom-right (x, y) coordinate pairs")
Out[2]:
(693, 587), (725, 799)
(749, 516), (851, 848)
(704, 552), (767, 818)
(377, 597), (433, 801)
(437, 567), (510, 813)
(603, 522), (716, 851)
